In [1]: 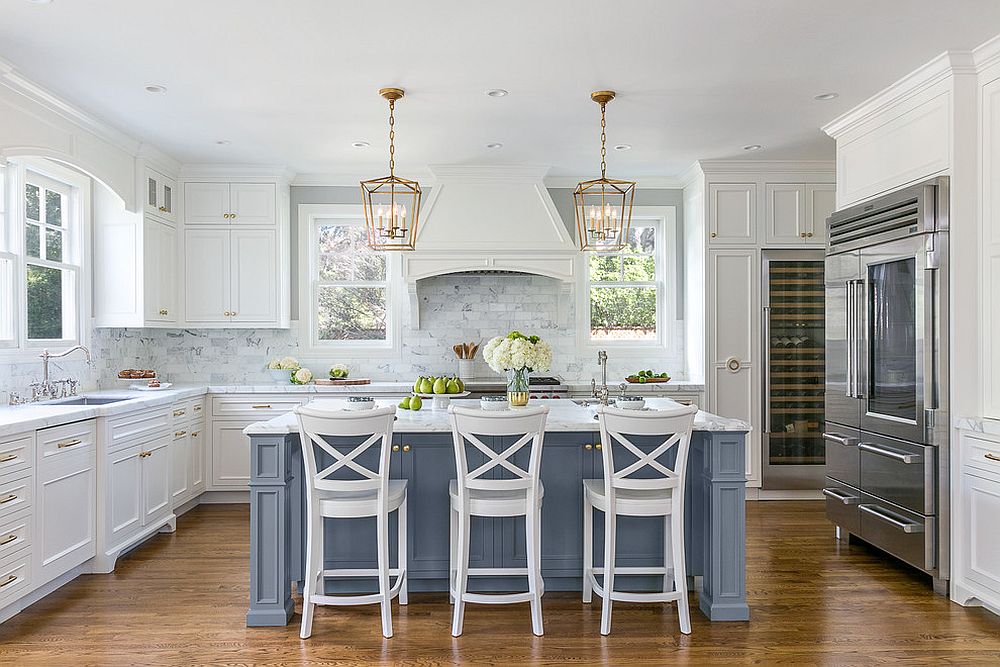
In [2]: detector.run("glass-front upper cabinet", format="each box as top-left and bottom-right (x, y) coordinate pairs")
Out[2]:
(144, 167), (177, 223)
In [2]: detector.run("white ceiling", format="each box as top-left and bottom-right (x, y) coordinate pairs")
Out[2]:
(2, 0), (1000, 179)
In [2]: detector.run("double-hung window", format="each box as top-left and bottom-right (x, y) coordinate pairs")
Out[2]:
(301, 204), (398, 351)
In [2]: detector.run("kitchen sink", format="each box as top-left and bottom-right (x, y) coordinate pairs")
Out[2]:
(572, 398), (601, 407)
(50, 396), (135, 406)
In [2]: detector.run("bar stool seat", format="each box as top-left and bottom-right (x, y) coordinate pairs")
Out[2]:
(317, 480), (408, 518)
(448, 479), (544, 517)
(582, 479), (676, 517)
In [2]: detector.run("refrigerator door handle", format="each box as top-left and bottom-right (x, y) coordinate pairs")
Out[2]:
(923, 267), (937, 413)
(854, 279), (867, 400)
(763, 305), (771, 433)
(845, 280), (855, 398)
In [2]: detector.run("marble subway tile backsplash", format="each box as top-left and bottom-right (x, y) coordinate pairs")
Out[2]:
(0, 275), (686, 397)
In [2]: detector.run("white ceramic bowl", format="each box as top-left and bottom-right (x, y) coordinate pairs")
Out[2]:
(480, 395), (509, 411)
(616, 396), (645, 410)
(345, 396), (376, 411)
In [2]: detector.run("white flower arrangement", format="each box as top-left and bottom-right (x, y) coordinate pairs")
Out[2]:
(483, 331), (553, 374)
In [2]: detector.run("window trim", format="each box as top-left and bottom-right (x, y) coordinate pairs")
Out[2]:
(0, 158), (91, 360)
(576, 205), (677, 354)
(297, 203), (402, 356)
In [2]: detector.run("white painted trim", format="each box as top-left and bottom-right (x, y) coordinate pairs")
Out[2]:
(974, 33), (1000, 72)
(180, 164), (296, 182)
(697, 160), (836, 176)
(296, 203), (403, 357)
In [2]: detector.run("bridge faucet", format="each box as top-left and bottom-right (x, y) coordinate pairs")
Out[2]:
(592, 350), (610, 406)
(36, 346), (92, 400)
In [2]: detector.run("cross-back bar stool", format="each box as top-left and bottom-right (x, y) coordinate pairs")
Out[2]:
(583, 403), (698, 635)
(447, 404), (549, 637)
(295, 403), (407, 639)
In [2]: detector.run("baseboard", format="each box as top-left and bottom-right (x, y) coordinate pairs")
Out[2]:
(0, 563), (86, 624)
(197, 490), (249, 504)
(756, 489), (824, 501)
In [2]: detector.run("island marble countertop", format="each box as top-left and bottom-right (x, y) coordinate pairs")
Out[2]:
(243, 397), (750, 436)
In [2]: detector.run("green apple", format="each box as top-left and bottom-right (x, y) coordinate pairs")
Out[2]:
(398, 396), (411, 409)
(409, 396), (423, 411)
(432, 378), (447, 394)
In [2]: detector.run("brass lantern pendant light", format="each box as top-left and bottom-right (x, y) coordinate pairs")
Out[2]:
(361, 87), (422, 251)
(573, 91), (636, 251)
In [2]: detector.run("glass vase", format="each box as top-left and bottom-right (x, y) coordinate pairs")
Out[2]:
(507, 367), (530, 407)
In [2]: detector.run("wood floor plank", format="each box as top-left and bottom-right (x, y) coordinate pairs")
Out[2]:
(0, 502), (997, 666)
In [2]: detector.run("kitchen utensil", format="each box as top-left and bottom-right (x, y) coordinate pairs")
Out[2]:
(314, 378), (372, 386)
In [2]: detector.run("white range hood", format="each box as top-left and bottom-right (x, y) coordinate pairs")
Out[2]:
(401, 165), (578, 282)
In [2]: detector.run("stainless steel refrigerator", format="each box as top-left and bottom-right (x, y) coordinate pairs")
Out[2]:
(761, 249), (827, 490)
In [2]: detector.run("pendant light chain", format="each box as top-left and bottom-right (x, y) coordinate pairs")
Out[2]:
(599, 102), (607, 180)
(388, 99), (396, 178)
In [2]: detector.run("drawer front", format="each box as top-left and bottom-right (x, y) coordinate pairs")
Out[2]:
(0, 476), (32, 523)
(189, 398), (206, 420)
(823, 427), (860, 487)
(0, 435), (33, 478)
(858, 432), (934, 514)
(859, 493), (935, 573)
(37, 420), (96, 463)
(0, 549), (31, 609)
(823, 478), (861, 535)
(212, 396), (306, 418)
(108, 408), (170, 451)
(171, 402), (190, 422)
(0, 509), (32, 561)
(963, 434), (1000, 479)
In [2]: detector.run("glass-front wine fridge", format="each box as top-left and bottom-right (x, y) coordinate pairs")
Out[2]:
(762, 249), (826, 490)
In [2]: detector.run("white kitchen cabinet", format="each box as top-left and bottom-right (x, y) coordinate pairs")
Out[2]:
(169, 428), (190, 506)
(106, 444), (143, 546)
(708, 183), (756, 244)
(141, 437), (171, 524)
(189, 424), (205, 496)
(211, 422), (253, 488)
(230, 229), (278, 323)
(764, 183), (806, 244)
(806, 184), (836, 245)
(184, 182), (276, 225)
(964, 471), (1000, 595)
(184, 228), (231, 323)
(34, 421), (96, 586)
(144, 167), (177, 223)
(143, 218), (177, 322)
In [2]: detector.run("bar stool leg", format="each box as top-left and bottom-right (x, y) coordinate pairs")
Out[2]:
(663, 514), (673, 593)
(398, 498), (408, 606)
(452, 503), (471, 637)
(300, 514), (320, 639)
(449, 505), (457, 605)
(377, 510), (393, 638)
(600, 511), (616, 636)
(582, 495), (593, 604)
(672, 510), (691, 634)
(525, 504), (544, 636)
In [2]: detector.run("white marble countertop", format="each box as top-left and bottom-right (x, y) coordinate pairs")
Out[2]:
(243, 397), (750, 436)
(954, 416), (1000, 437)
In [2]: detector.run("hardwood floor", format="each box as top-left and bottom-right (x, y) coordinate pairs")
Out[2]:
(0, 502), (997, 666)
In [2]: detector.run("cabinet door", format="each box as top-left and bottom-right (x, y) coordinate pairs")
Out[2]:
(709, 183), (756, 244)
(170, 429), (190, 506)
(806, 184), (836, 246)
(184, 182), (231, 224)
(141, 436), (171, 524)
(211, 421), (252, 488)
(159, 175), (176, 222)
(144, 219), (177, 323)
(190, 424), (205, 494)
(230, 229), (277, 324)
(230, 183), (276, 225)
(965, 473), (1000, 593)
(709, 249), (760, 485)
(36, 451), (96, 584)
(765, 184), (806, 244)
(184, 228), (231, 323)
(107, 444), (143, 544)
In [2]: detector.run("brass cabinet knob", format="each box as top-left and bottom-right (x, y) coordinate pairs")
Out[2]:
(392, 444), (400, 452)
(402, 444), (411, 453)
(159, 308), (168, 316)
(585, 444), (593, 450)
(224, 311), (231, 317)
(800, 232), (806, 238)
(806, 232), (814, 237)
(223, 213), (230, 219)
(231, 213), (236, 219)
(595, 443), (602, 450)
(231, 311), (237, 317)
(710, 232), (717, 238)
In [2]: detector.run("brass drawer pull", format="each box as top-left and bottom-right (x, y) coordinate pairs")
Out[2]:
(173, 409), (186, 417)
(0, 454), (17, 463)
(57, 439), (83, 449)
(585, 444), (592, 450)
(251, 404), (272, 409)
(0, 574), (17, 588)
(985, 452), (1000, 462)
(0, 494), (17, 505)
(191, 431), (200, 437)
(139, 451), (151, 458)
(174, 430), (187, 438)
(193, 404), (202, 411)
(0, 534), (16, 546)
(402, 444), (410, 453)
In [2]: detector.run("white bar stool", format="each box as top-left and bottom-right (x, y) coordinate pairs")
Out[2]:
(295, 404), (407, 639)
(582, 403), (698, 635)
(447, 405), (549, 637)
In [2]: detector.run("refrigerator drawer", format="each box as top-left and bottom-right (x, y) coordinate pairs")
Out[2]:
(823, 479), (861, 535)
(858, 433), (934, 514)
(823, 426), (860, 487)
(859, 493), (935, 573)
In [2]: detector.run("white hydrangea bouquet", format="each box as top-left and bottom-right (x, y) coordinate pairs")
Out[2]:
(483, 331), (552, 406)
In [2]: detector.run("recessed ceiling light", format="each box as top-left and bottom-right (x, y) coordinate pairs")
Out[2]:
(351, 140), (371, 148)
(614, 144), (632, 151)
(144, 84), (167, 94)
(485, 89), (509, 98)
(215, 140), (231, 145)
(814, 92), (839, 101)
(485, 142), (503, 149)
(743, 144), (763, 152)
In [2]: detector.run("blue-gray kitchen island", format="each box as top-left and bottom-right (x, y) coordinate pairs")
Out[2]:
(243, 398), (751, 626)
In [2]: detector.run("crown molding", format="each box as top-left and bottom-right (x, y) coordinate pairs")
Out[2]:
(697, 159), (835, 175)
(974, 33), (1000, 72)
(677, 161), (704, 189)
(180, 163), (296, 182)
(823, 50), (976, 139)
(136, 143), (181, 176)
(542, 174), (684, 189)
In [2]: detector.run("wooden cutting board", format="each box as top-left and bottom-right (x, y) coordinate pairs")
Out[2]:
(315, 378), (372, 386)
